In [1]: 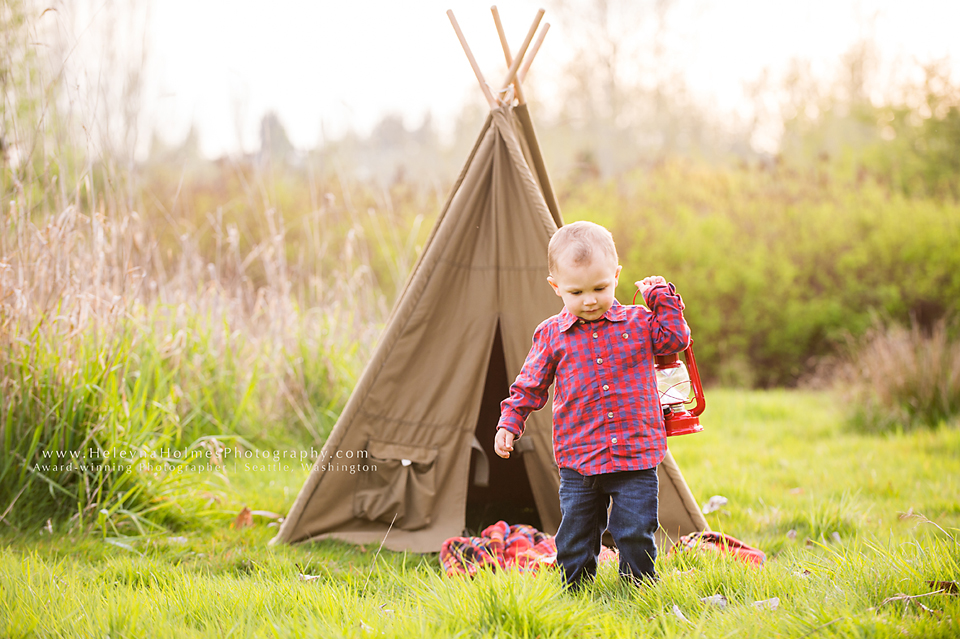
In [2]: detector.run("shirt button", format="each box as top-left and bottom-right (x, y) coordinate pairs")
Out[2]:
(611, 437), (618, 444)
(607, 412), (614, 418)
(592, 332), (598, 338)
(622, 333), (628, 339)
(596, 357), (603, 364)
(602, 384), (609, 391)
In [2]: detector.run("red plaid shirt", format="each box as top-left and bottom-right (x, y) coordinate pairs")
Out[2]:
(498, 284), (690, 475)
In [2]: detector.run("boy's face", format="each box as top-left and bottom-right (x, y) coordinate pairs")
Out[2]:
(548, 252), (622, 321)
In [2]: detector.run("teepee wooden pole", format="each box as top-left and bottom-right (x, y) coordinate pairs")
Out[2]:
(447, 10), (496, 109)
(491, 6), (511, 62)
(499, 8), (544, 94)
(490, 6), (524, 105)
(518, 22), (549, 84)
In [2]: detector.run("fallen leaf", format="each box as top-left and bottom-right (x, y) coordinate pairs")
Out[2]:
(752, 597), (780, 610)
(700, 594), (728, 608)
(234, 507), (253, 529)
(702, 495), (728, 515)
(928, 581), (959, 594)
(671, 604), (690, 623)
(830, 532), (842, 543)
(786, 529), (797, 540)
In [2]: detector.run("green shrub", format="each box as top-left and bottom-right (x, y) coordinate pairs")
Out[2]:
(561, 162), (960, 385)
(839, 320), (960, 432)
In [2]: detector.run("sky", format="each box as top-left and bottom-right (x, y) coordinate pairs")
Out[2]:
(128, 0), (960, 157)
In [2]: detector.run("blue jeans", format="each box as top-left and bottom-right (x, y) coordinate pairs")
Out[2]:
(556, 467), (659, 588)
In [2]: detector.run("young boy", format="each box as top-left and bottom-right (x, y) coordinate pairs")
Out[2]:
(494, 220), (690, 588)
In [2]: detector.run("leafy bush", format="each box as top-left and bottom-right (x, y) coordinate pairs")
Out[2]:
(561, 162), (960, 385)
(838, 320), (960, 433)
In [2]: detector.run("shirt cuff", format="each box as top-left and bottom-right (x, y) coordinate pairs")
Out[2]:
(497, 415), (523, 438)
(642, 282), (680, 307)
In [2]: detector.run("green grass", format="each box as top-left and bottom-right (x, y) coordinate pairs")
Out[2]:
(2, 390), (959, 637)
(0, 301), (359, 532)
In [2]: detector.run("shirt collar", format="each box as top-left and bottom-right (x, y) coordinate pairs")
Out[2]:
(558, 300), (627, 332)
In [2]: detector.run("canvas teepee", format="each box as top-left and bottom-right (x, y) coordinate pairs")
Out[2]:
(272, 9), (708, 553)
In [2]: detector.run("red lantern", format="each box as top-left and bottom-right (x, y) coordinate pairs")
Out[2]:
(655, 341), (706, 437)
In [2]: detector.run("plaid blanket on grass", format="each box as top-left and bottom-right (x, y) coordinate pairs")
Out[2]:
(440, 521), (557, 577)
(668, 531), (766, 566)
(440, 521), (621, 577)
(441, 525), (764, 577)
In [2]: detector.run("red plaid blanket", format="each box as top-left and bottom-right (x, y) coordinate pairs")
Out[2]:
(668, 531), (766, 566)
(441, 525), (764, 576)
(440, 522), (621, 577)
(440, 521), (557, 577)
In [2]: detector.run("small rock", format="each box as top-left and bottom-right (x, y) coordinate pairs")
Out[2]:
(702, 495), (728, 515)
(752, 597), (780, 610)
(700, 594), (728, 608)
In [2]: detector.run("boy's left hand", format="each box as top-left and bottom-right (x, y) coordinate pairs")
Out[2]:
(635, 276), (667, 298)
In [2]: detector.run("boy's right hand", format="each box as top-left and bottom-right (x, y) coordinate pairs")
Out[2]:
(494, 428), (515, 459)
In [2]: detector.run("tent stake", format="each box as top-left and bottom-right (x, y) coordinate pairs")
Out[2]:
(490, 6), (525, 105)
(447, 10), (497, 108)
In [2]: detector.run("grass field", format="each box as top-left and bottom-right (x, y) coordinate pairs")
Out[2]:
(2, 389), (958, 638)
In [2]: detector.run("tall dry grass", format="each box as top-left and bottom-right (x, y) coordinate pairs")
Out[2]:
(0, 156), (425, 529)
(0, 181), (395, 529)
(0, 0), (427, 530)
(838, 320), (960, 432)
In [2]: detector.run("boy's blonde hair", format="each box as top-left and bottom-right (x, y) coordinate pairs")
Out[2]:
(548, 220), (619, 276)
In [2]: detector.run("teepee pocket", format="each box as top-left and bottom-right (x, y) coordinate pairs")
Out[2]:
(354, 440), (439, 531)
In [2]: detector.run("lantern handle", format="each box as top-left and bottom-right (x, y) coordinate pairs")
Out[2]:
(634, 282), (706, 418)
(684, 342), (706, 417)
